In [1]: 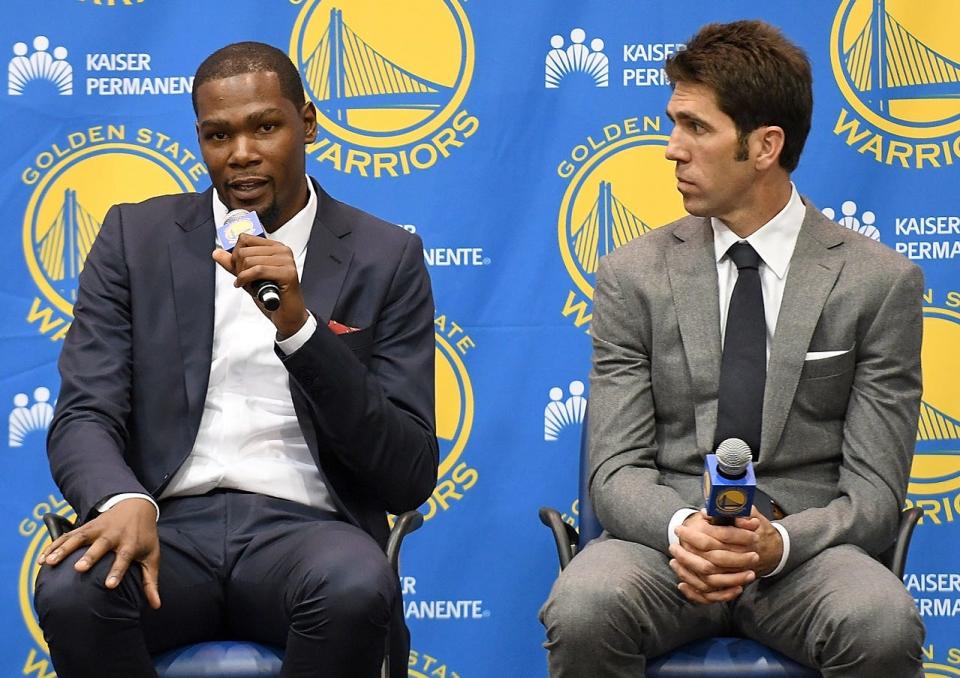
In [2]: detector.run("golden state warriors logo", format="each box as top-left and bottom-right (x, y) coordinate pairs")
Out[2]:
(291, 0), (479, 177)
(556, 117), (685, 331)
(831, 0), (960, 168)
(21, 125), (204, 340)
(716, 489), (748, 514)
(77, 0), (145, 6)
(906, 307), (960, 525)
(18, 495), (75, 666)
(427, 314), (478, 521)
(409, 648), (462, 678)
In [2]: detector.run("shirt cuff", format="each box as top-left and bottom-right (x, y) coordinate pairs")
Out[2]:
(276, 311), (317, 355)
(97, 493), (160, 522)
(762, 521), (790, 578)
(668, 508), (700, 547)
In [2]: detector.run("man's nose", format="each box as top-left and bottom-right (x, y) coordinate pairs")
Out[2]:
(229, 135), (260, 166)
(665, 128), (687, 162)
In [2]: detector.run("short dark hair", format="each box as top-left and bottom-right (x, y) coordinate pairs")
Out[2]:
(665, 20), (812, 172)
(192, 41), (306, 114)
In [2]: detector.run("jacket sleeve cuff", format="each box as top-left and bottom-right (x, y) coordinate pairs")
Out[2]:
(762, 521), (790, 578)
(276, 312), (318, 355)
(97, 493), (160, 521)
(668, 508), (699, 547)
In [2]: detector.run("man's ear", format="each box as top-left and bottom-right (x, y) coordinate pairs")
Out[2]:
(754, 126), (785, 171)
(302, 101), (318, 144)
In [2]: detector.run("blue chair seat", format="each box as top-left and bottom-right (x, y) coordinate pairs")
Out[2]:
(648, 637), (818, 677)
(153, 641), (283, 678)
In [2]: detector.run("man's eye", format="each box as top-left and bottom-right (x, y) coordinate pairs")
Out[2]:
(207, 132), (228, 141)
(259, 123), (277, 133)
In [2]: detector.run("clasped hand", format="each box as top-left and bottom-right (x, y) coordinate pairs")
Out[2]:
(669, 507), (783, 605)
(38, 498), (162, 609)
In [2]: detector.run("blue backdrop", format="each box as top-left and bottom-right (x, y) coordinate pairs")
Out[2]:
(2, 1), (958, 676)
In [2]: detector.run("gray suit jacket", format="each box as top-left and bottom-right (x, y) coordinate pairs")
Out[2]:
(588, 200), (923, 577)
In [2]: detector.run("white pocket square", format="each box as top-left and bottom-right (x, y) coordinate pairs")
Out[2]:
(804, 349), (850, 361)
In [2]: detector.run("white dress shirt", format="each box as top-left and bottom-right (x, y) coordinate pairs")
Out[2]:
(101, 177), (335, 517)
(667, 184), (804, 578)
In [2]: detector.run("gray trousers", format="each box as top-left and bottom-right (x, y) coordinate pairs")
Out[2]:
(540, 535), (924, 677)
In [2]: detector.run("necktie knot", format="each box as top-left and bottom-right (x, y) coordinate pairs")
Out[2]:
(727, 242), (761, 270)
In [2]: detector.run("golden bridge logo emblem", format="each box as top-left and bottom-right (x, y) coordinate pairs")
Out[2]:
(831, 0), (960, 167)
(20, 500), (76, 658)
(557, 133), (684, 330)
(422, 320), (478, 522)
(291, 1), (478, 176)
(22, 139), (197, 335)
(908, 308), (960, 511)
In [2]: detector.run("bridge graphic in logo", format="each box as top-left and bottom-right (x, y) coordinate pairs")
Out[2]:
(835, 0), (960, 133)
(918, 400), (959, 449)
(304, 7), (451, 126)
(34, 188), (100, 303)
(557, 135), (682, 305)
(569, 180), (654, 279)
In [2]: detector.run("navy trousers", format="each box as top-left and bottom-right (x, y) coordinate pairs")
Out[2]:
(35, 491), (403, 678)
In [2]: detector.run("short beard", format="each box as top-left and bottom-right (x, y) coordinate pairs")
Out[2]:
(257, 201), (281, 231)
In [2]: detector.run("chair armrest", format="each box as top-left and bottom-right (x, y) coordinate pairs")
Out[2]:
(539, 507), (579, 571)
(386, 510), (424, 573)
(43, 513), (75, 541)
(879, 506), (923, 578)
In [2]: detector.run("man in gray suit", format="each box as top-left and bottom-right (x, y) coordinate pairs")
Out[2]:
(541, 20), (925, 677)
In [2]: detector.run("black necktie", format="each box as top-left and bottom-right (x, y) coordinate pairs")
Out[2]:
(714, 242), (765, 459)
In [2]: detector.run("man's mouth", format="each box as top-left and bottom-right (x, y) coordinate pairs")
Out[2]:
(227, 177), (269, 199)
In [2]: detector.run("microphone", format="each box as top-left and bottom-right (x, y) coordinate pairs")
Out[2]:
(703, 438), (756, 526)
(216, 209), (281, 311)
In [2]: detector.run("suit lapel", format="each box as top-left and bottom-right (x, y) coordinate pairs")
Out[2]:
(299, 181), (354, 322)
(169, 190), (216, 432)
(760, 205), (845, 460)
(667, 217), (722, 456)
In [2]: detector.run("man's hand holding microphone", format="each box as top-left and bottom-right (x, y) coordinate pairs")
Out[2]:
(668, 438), (784, 605)
(211, 209), (308, 340)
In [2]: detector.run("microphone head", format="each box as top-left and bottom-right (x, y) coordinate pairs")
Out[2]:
(715, 438), (752, 476)
(217, 209), (265, 251)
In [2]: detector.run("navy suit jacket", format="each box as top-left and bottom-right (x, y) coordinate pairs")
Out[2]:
(47, 178), (439, 550)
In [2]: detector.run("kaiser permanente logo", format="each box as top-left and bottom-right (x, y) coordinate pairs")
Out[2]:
(8, 34), (192, 97)
(556, 117), (684, 331)
(290, 0), (478, 177)
(545, 27), (684, 90)
(9, 387), (55, 448)
(20, 125), (206, 340)
(821, 200), (960, 261)
(545, 28), (609, 88)
(831, 0), (960, 168)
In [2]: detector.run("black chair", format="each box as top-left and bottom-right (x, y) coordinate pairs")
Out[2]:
(539, 417), (922, 677)
(42, 509), (424, 678)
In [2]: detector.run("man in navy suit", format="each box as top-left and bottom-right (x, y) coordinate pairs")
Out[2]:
(35, 42), (438, 678)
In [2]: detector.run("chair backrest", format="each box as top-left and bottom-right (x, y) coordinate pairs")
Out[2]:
(577, 408), (603, 549)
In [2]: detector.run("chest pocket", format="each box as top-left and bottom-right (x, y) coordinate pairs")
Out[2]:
(794, 347), (856, 418)
(338, 325), (374, 365)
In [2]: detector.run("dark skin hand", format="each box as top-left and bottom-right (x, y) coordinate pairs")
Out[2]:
(35, 236), (305, 611)
(38, 498), (161, 609)
(669, 507), (783, 605)
(212, 232), (308, 338)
